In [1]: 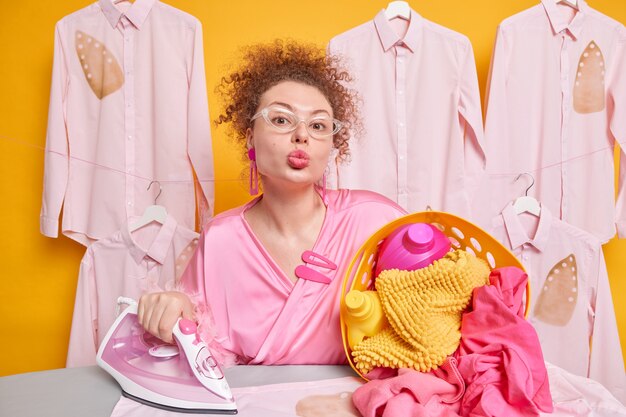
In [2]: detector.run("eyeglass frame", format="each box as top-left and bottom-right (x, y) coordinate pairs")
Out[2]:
(250, 106), (344, 139)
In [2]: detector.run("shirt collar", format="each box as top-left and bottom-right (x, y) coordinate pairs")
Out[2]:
(122, 215), (177, 265)
(98, 0), (156, 30)
(540, 0), (589, 40)
(373, 8), (422, 52)
(501, 202), (552, 252)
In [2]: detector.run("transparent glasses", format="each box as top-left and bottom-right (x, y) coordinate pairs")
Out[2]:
(251, 106), (343, 139)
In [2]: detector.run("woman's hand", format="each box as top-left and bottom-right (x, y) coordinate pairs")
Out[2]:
(138, 291), (195, 343)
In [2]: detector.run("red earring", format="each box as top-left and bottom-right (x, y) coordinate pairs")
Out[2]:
(248, 148), (259, 196)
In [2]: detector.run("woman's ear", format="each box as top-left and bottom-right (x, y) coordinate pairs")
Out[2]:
(246, 127), (254, 149)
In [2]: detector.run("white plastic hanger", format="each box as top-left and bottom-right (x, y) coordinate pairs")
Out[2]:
(129, 181), (167, 232)
(513, 173), (541, 217)
(385, 1), (411, 20)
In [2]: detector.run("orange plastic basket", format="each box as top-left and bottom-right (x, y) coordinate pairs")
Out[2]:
(339, 211), (530, 380)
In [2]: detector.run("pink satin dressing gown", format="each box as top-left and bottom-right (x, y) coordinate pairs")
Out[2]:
(179, 189), (407, 366)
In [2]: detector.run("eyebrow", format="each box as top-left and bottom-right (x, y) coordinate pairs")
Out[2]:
(268, 101), (332, 117)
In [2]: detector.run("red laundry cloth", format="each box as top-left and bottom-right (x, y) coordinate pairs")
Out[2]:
(458, 266), (553, 416)
(352, 357), (465, 417)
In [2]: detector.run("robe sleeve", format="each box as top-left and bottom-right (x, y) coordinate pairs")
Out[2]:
(178, 229), (239, 367)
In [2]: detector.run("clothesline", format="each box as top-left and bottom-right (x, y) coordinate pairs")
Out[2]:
(0, 134), (241, 184)
(1, 133), (622, 183)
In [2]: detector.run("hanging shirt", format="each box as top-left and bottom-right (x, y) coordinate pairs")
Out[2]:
(40, 0), (214, 246)
(327, 9), (485, 219)
(489, 203), (625, 403)
(66, 215), (199, 367)
(482, 0), (626, 242)
(179, 189), (407, 366)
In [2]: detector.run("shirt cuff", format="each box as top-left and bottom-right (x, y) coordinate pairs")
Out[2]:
(617, 221), (626, 239)
(40, 215), (59, 238)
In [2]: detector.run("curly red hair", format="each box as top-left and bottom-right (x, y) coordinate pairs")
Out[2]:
(215, 40), (360, 163)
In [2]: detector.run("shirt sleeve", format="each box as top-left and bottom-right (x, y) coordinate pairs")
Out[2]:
(587, 246), (626, 403)
(186, 19), (214, 228)
(483, 25), (509, 160)
(458, 39), (486, 219)
(608, 28), (626, 238)
(40, 22), (70, 238)
(66, 252), (98, 367)
(475, 26), (510, 228)
(326, 157), (339, 190)
(325, 39), (342, 191)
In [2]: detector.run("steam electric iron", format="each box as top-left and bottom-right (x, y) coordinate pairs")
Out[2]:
(97, 298), (237, 414)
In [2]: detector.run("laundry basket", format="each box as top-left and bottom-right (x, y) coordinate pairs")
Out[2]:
(340, 211), (530, 380)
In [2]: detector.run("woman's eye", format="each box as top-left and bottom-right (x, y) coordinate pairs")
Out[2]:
(272, 116), (293, 126)
(311, 121), (330, 131)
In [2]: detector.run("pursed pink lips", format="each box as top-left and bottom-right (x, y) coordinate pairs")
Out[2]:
(287, 150), (310, 169)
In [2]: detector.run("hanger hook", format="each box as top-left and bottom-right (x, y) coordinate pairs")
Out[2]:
(147, 181), (162, 205)
(514, 173), (535, 196)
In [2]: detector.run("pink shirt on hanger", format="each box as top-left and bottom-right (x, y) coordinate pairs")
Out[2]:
(490, 203), (625, 403)
(66, 215), (199, 367)
(327, 9), (485, 218)
(482, 0), (626, 242)
(41, 0), (214, 246)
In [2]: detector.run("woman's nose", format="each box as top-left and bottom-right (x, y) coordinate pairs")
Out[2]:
(292, 121), (309, 144)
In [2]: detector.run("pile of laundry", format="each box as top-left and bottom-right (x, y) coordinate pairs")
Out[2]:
(343, 222), (552, 417)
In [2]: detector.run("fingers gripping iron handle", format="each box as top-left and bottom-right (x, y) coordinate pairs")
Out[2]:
(172, 318), (234, 401)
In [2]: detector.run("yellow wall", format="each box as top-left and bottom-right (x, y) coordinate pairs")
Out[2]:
(0, 0), (624, 376)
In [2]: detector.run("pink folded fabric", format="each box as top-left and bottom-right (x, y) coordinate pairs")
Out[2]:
(352, 357), (465, 417)
(458, 267), (553, 416)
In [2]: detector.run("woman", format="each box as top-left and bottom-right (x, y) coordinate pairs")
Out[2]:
(138, 40), (407, 366)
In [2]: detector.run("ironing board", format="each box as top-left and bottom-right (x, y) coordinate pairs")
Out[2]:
(0, 365), (355, 417)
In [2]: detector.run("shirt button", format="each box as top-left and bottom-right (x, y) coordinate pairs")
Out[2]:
(127, 135), (132, 140)
(398, 122), (405, 128)
(127, 201), (133, 207)
(398, 90), (404, 95)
